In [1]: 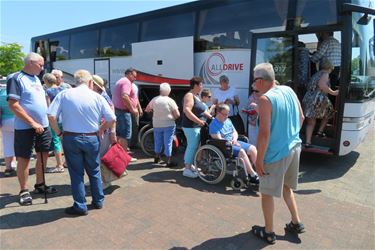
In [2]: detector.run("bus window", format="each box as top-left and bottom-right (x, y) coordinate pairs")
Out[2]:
(100, 23), (139, 57)
(348, 13), (375, 101)
(141, 12), (194, 42)
(49, 35), (70, 61)
(296, 0), (338, 27)
(70, 29), (99, 59)
(196, 0), (289, 52)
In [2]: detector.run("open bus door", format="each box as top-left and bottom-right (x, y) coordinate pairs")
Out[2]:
(250, 32), (338, 155)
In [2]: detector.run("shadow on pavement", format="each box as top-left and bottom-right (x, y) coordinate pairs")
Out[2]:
(0, 208), (68, 229)
(142, 169), (259, 197)
(299, 151), (359, 183)
(0, 184), (72, 209)
(170, 229), (301, 250)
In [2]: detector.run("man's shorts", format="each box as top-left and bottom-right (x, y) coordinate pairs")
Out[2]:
(115, 109), (132, 140)
(15, 128), (51, 159)
(259, 144), (301, 198)
(232, 141), (252, 157)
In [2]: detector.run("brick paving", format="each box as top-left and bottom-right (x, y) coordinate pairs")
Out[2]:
(0, 127), (374, 249)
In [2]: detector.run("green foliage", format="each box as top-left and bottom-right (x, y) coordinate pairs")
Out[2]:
(0, 43), (25, 77)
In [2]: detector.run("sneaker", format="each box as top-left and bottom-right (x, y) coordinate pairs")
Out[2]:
(19, 190), (32, 206)
(165, 162), (178, 168)
(130, 157), (137, 162)
(183, 168), (198, 178)
(249, 175), (260, 185)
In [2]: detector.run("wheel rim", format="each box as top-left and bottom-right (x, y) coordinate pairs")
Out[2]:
(194, 145), (226, 184)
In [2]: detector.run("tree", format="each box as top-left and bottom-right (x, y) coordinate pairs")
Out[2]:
(0, 43), (25, 77)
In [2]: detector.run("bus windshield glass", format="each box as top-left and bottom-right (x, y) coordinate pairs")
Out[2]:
(348, 11), (375, 101)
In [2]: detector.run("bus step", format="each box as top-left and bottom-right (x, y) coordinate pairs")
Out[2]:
(302, 144), (334, 155)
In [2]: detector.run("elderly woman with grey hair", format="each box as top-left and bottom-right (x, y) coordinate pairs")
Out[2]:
(145, 82), (180, 167)
(212, 74), (240, 116)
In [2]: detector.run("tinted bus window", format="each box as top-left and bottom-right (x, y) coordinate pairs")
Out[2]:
(100, 23), (139, 57)
(49, 35), (70, 61)
(70, 30), (99, 59)
(196, 0), (289, 51)
(141, 12), (195, 42)
(296, 0), (338, 27)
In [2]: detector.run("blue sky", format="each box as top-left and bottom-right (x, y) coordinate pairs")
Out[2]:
(0, 0), (195, 54)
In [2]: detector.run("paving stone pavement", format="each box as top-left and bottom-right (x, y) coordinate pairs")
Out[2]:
(0, 126), (374, 249)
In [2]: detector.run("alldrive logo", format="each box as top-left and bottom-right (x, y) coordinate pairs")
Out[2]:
(206, 52), (244, 76)
(200, 52), (244, 85)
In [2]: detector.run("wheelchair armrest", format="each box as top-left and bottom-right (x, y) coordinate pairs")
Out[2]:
(206, 139), (233, 158)
(238, 135), (249, 143)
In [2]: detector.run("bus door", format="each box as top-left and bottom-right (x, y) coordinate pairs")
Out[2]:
(94, 58), (110, 91)
(250, 32), (335, 154)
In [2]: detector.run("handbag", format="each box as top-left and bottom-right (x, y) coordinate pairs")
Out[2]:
(101, 143), (131, 177)
(229, 104), (245, 135)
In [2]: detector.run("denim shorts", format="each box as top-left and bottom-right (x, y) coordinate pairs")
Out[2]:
(232, 141), (252, 157)
(115, 109), (132, 140)
(15, 128), (51, 158)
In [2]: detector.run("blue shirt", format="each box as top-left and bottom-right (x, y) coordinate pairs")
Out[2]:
(263, 86), (302, 164)
(47, 84), (116, 133)
(209, 118), (235, 141)
(7, 71), (49, 129)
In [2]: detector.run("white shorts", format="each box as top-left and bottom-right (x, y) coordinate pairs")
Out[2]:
(1, 118), (15, 157)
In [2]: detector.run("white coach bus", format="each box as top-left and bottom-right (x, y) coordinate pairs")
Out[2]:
(31, 0), (374, 156)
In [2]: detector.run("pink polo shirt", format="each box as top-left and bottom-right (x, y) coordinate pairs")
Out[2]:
(112, 77), (137, 111)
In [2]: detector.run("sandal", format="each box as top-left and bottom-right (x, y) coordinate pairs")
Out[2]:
(285, 221), (305, 234)
(251, 225), (276, 244)
(4, 168), (16, 177)
(316, 131), (327, 137)
(34, 182), (57, 194)
(45, 167), (65, 173)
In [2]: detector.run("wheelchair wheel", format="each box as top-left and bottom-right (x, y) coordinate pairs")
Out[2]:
(138, 124), (152, 145)
(140, 128), (155, 156)
(194, 144), (226, 184)
(230, 177), (245, 191)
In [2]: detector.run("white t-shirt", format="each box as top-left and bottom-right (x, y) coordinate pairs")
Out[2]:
(212, 86), (237, 116)
(150, 95), (178, 128)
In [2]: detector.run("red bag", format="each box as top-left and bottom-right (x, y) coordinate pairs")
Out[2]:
(101, 143), (131, 177)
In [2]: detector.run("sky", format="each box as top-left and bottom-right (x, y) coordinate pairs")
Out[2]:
(0, 0), (195, 54)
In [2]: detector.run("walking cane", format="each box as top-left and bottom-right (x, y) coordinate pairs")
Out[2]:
(39, 152), (48, 204)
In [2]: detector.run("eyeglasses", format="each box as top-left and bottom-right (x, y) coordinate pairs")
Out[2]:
(219, 111), (229, 117)
(252, 77), (263, 83)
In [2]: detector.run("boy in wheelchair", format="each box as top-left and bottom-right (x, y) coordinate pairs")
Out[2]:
(209, 104), (259, 185)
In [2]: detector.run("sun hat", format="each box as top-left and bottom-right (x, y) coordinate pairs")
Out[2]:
(92, 74), (105, 91)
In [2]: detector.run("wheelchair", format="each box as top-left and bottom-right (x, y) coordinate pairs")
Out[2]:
(193, 126), (257, 191)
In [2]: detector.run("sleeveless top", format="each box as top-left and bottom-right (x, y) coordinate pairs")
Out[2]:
(263, 86), (302, 164)
(182, 94), (206, 128)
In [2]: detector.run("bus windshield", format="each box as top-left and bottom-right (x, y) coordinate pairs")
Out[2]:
(348, 12), (375, 101)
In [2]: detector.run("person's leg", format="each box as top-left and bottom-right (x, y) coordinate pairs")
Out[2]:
(115, 109), (129, 151)
(17, 157), (30, 190)
(182, 127), (200, 168)
(2, 118), (16, 170)
(164, 126), (175, 155)
(305, 117), (316, 144)
(63, 135), (87, 212)
(35, 152), (50, 184)
(50, 127), (64, 168)
(164, 126), (176, 165)
(34, 128), (51, 184)
(261, 194), (275, 233)
(238, 149), (256, 176)
(14, 129), (34, 191)
(283, 185), (302, 224)
(153, 127), (164, 157)
(317, 117), (329, 134)
(82, 135), (104, 207)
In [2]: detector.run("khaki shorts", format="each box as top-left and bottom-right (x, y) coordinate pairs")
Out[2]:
(259, 144), (301, 198)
